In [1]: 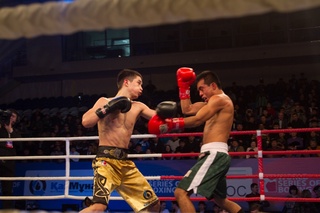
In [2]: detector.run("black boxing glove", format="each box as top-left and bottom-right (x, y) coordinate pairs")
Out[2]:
(156, 101), (177, 119)
(95, 96), (131, 119)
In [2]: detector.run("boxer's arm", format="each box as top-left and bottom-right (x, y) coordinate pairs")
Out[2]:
(180, 100), (206, 116)
(139, 102), (156, 120)
(183, 96), (224, 128)
(176, 67), (206, 115)
(95, 96), (131, 118)
(82, 97), (107, 128)
(148, 98), (220, 134)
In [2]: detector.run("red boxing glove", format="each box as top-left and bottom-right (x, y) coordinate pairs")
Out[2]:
(148, 115), (184, 134)
(177, 67), (196, 100)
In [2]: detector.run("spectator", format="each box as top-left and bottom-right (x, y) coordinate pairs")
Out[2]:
(167, 136), (180, 152)
(171, 201), (181, 213)
(0, 109), (22, 209)
(309, 118), (319, 128)
(276, 131), (289, 150)
(265, 102), (276, 120)
(150, 137), (164, 160)
(136, 137), (151, 153)
(197, 201), (209, 213)
(291, 102), (307, 124)
(50, 144), (65, 163)
(145, 148), (154, 160)
(175, 139), (190, 159)
(34, 148), (45, 162)
(21, 148), (31, 163)
(255, 89), (268, 115)
(293, 189), (318, 212)
(186, 135), (201, 153)
(233, 123), (251, 149)
(228, 139), (245, 159)
(132, 144), (145, 160)
(86, 142), (98, 156)
(286, 130), (304, 151)
(243, 109), (256, 130)
(283, 185), (300, 213)
(162, 145), (173, 160)
(268, 122), (281, 141)
(160, 201), (170, 213)
(313, 185), (320, 210)
(257, 114), (272, 130)
(70, 146), (80, 162)
(246, 183), (270, 212)
(306, 131), (320, 145)
(246, 140), (258, 159)
(288, 112), (306, 129)
(305, 139), (320, 157)
(266, 138), (285, 158)
(149, 137), (165, 157)
(273, 111), (289, 129)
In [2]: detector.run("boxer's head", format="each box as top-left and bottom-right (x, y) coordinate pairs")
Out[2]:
(117, 69), (142, 90)
(196, 70), (221, 89)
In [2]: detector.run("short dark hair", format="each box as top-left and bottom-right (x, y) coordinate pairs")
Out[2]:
(289, 185), (298, 194)
(196, 70), (222, 89)
(251, 183), (258, 188)
(117, 69), (142, 89)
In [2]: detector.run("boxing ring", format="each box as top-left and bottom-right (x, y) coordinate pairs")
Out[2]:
(1, 0), (320, 211)
(1, 127), (320, 211)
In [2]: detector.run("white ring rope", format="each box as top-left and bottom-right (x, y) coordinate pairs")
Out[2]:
(1, 132), (320, 201)
(0, 134), (160, 201)
(1, 0), (320, 40)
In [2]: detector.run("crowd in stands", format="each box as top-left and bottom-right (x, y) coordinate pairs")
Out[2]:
(1, 72), (320, 161)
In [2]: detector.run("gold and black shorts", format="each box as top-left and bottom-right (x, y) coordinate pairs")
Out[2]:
(92, 146), (158, 212)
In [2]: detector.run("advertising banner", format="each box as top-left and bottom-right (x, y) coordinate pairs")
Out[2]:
(4, 157), (320, 212)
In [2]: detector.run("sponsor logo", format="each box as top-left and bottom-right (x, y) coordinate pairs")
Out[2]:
(29, 180), (46, 196)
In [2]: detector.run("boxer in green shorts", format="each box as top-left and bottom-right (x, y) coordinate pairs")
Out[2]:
(148, 68), (245, 213)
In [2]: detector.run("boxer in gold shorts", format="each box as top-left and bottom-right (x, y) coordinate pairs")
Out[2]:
(80, 69), (160, 213)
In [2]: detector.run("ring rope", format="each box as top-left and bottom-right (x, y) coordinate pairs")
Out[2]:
(1, 149), (320, 161)
(2, 173), (320, 182)
(0, 127), (319, 143)
(0, 128), (320, 204)
(1, 195), (320, 202)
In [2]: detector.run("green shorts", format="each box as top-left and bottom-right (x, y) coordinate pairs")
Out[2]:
(177, 143), (231, 200)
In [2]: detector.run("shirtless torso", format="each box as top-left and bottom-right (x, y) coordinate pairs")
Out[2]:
(93, 98), (152, 148)
(182, 92), (234, 145)
(82, 96), (155, 148)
